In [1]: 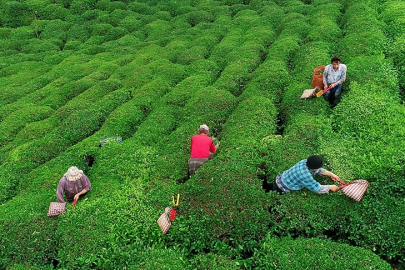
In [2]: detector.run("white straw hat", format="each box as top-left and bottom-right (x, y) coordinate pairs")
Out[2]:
(65, 166), (84, 182)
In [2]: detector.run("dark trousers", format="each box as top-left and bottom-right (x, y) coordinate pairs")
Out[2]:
(263, 179), (284, 195)
(323, 84), (342, 105)
(272, 180), (284, 195)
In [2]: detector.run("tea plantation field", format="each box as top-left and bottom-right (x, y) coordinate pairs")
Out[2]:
(1, 0), (404, 269)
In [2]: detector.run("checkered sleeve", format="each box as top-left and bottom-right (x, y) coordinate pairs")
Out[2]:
(302, 171), (321, 192)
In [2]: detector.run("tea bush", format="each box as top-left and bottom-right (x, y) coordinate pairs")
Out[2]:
(97, 0), (128, 13)
(0, 61), (52, 106)
(390, 35), (405, 91)
(131, 105), (180, 146)
(210, 28), (244, 69)
(212, 25), (275, 96)
(162, 39), (190, 63)
(276, 13), (309, 39)
(21, 39), (60, 54)
(39, 4), (70, 21)
(261, 113), (332, 180)
(305, 16), (341, 43)
(95, 100), (146, 140)
(187, 59), (220, 83)
(0, 106), (54, 147)
(120, 58), (186, 90)
(0, 191), (60, 267)
(159, 75), (212, 107)
(126, 80), (166, 113)
(119, 14), (143, 33)
(183, 10), (214, 26)
(380, 1), (405, 42)
(220, 96), (277, 149)
(144, 19), (173, 41)
(39, 19), (71, 41)
(32, 77), (96, 110)
(290, 41), (331, 82)
(177, 45), (209, 65)
(70, 0), (97, 15)
(232, 9), (263, 30)
(239, 59), (290, 103)
(380, 1), (405, 91)
(129, 1), (157, 15)
(10, 118), (60, 149)
(1, 1), (33, 28)
(189, 28), (225, 52)
(181, 88), (238, 133)
(258, 4), (284, 29)
(188, 253), (239, 269)
(252, 237), (391, 269)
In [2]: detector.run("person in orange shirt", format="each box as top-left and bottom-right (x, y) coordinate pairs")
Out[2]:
(188, 124), (217, 176)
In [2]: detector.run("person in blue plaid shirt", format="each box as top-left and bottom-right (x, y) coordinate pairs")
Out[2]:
(273, 155), (340, 194)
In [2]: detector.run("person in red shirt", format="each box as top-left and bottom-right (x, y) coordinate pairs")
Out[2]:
(188, 124), (217, 176)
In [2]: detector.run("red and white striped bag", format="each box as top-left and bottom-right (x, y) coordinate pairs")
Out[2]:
(47, 202), (67, 216)
(333, 178), (369, 202)
(157, 207), (172, 234)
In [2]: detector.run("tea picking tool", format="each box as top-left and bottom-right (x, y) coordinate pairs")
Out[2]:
(316, 85), (333, 97)
(72, 198), (77, 208)
(170, 194), (180, 221)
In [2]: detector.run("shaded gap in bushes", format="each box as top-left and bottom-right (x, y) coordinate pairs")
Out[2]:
(177, 173), (190, 184)
(52, 259), (59, 269)
(258, 162), (271, 193)
(275, 109), (285, 135)
(383, 255), (404, 270)
(84, 155), (95, 167)
(399, 85), (405, 103)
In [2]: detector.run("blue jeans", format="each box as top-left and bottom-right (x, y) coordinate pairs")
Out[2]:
(323, 84), (342, 105)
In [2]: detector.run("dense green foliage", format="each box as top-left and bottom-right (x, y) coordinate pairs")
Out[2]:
(0, 0), (403, 269)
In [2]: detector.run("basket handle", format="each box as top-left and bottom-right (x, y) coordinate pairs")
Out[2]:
(332, 176), (350, 190)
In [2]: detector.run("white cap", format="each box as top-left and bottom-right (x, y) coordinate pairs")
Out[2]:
(199, 124), (209, 131)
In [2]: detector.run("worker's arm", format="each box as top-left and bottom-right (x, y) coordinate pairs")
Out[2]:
(316, 185), (338, 193)
(320, 170), (341, 181)
(74, 175), (91, 200)
(209, 142), (216, 153)
(56, 177), (66, 203)
(74, 188), (88, 201)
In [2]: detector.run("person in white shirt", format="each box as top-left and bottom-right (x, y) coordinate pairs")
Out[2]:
(323, 56), (347, 107)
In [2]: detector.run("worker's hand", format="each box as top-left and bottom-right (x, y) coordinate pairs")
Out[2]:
(74, 193), (80, 201)
(330, 185), (339, 192)
(330, 83), (335, 88)
(330, 174), (341, 182)
(324, 84), (328, 90)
